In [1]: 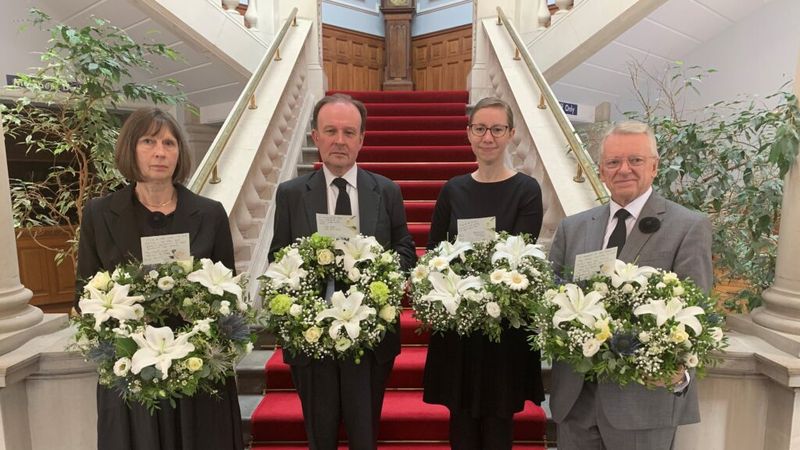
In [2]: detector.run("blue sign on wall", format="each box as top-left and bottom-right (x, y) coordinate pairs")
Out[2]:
(560, 101), (578, 116)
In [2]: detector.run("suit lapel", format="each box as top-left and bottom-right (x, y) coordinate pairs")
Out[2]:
(357, 168), (379, 237)
(620, 192), (666, 263)
(303, 170), (328, 234)
(587, 205), (610, 254)
(105, 185), (142, 261)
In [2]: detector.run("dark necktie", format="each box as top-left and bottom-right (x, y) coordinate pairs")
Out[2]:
(332, 177), (351, 215)
(606, 208), (631, 257)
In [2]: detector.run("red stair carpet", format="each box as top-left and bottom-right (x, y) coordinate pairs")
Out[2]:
(250, 90), (547, 449)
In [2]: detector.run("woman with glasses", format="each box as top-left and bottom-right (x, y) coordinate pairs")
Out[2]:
(422, 97), (544, 449)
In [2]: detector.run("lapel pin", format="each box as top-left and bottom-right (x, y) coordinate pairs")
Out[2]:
(638, 217), (661, 234)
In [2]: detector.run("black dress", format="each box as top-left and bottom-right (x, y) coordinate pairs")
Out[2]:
(422, 173), (545, 418)
(76, 184), (244, 450)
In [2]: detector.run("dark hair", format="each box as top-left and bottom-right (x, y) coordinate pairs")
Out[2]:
(469, 97), (514, 129)
(114, 107), (192, 183)
(311, 93), (368, 134)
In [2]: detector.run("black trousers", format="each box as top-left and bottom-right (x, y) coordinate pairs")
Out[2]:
(449, 408), (514, 450)
(290, 352), (394, 450)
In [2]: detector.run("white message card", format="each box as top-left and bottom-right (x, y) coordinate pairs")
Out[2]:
(573, 248), (617, 281)
(457, 217), (496, 243)
(141, 233), (191, 265)
(316, 213), (359, 239)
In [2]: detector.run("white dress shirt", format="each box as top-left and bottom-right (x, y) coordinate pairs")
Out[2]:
(322, 163), (359, 221)
(602, 187), (653, 248)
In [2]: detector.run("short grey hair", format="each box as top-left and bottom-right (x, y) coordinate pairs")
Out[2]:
(600, 120), (658, 158)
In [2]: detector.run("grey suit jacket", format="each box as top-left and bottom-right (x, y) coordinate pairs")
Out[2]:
(268, 167), (417, 365)
(548, 192), (712, 430)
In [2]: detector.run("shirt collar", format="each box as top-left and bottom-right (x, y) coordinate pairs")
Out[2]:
(322, 163), (358, 189)
(609, 187), (652, 221)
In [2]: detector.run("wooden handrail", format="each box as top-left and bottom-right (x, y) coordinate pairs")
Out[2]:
(188, 7), (299, 193)
(496, 7), (608, 203)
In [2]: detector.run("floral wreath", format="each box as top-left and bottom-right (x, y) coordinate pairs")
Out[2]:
(410, 232), (555, 342)
(529, 260), (727, 387)
(72, 258), (256, 412)
(260, 233), (404, 362)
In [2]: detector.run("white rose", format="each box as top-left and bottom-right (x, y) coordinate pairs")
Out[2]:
(87, 271), (113, 291)
(389, 272), (401, 280)
(148, 270), (159, 280)
(316, 249), (334, 265)
(348, 267), (361, 282)
(489, 269), (507, 285)
(132, 304), (145, 319)
(673, 285), (685, 296)
(411, 265), (429, 283)
(663, 272), (679, 283)
(378, 305), (397, 322)
(621, 283), (634, 294)
(289, 304), (303, 317)
(428, 257), (449, 272)
(485, 302), (501, 318)
(304, 326), (322, 343)
(582, 338), (602, 357)
(186, 357), (204, 372)
(710, 327), (724, 342)
(335, 338), (352, 352)
(381, 252), (394, 264)
(177, 258), (194, 273)
(113, 357), (132, 376)
(684, 353), (699, 368)
(193, 318), (213, 335)
(219, 300), (231, 316)
(592, 282), (609, 294)
(157, 276), (175, 291)
(638, 331), (651, 343)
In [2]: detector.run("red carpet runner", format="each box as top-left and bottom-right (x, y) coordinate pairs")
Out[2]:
(250, 90), (547, 449)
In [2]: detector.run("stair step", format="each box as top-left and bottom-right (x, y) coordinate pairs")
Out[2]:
(364, 103), (467, 117)
(366, 115), (468, 131)
(359, 145), (474, 162)
(314, 162), (476, 180)
(364, 130), (468, 147)
(408, 222), (430, 249)
(404, 201), (435, 223)
(251, 390), (547, 442)
(330, 90), (469, 104)
(396, 180), (446, 201)
(236, 349), (274, 395)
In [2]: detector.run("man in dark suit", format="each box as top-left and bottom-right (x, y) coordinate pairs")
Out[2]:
(548, 120), (713, 450)
(268, 94), (416, 449)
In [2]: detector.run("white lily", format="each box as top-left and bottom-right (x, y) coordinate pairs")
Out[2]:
(335, 235), (380, 272)
(79, 284), (144, 330)
(602, 260), (659, 288)
(421, 269), (483, 315)
(434, 240), (473, 262)
(491, 235), (546, 269)
(188, 258), (243, 303)
(263, 249), (307, 290)
(552, 284), (607, 328)
(633, 298), (705, 334)
(316, 291), (376, 340)
(130, 326), (196, 379)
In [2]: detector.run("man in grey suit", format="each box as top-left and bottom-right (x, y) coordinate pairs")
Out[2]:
(269, 93), (416, 449)
(548, 120), (713, 450)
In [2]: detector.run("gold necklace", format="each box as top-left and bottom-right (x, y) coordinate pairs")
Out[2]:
(138, 190), (175, 208)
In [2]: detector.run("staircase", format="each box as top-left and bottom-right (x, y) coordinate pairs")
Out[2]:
(243, 90), (550, 449)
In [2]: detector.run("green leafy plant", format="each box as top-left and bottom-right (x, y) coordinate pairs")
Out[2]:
(1, 9), (191, 264)
(622, 62), (800, 312)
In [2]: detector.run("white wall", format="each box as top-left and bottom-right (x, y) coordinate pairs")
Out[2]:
(321, 0), (472, 37)
(681, 0), (799, 111)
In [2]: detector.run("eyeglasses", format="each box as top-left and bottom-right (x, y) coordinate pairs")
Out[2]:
(468, 124), (510, 138)
(600, 156), (657, 170)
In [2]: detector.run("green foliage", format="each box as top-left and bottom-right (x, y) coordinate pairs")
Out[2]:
(623, 62), (800, 312)
(1, 9), (190, 264)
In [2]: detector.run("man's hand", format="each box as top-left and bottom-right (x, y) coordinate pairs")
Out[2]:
(648, 365), (687, 389)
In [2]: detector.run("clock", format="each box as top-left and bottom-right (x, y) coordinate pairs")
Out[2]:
(381, 0), (414, 9)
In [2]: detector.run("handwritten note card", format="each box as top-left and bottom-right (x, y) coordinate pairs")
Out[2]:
(457, 217), (496, 243)
(316, 213), (359, 239)
(141, 233), (190, 265)
(573, 248), (617, 281)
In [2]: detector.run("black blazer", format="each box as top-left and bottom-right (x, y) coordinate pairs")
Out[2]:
(269, 168), (417, 364)
(75, 183), (235, 307)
